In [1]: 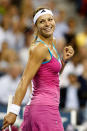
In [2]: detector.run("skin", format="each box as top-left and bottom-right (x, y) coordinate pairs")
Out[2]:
(2, 13), (74, 130)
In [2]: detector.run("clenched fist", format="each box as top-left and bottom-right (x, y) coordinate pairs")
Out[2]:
(63, 46), (74, 62)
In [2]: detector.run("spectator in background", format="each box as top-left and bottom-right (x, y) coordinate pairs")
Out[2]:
(77, 59), (87, 125)
(64, 17), (77, 52)
(64, 17), (76, 44)
(19, 14), (31, 32)
(0, 42), (9, 75)
(0, 63), (30, 105)
(8, 5), (19, 20)
(65, 72), (80, 111)
(59, 53), (83, 109)
(21, 0), (33, 16)
(56, 37), (66, 54)
(54, 9), (69, 43)
(0, 13), (13, 49)
(1, 13), (11, 31)
(78, 58), (87, 108)
(19, 27), (33, 67)
(1, 43), (19, 64)
(47, 0), (56, 11)
(0, 0), (11, 17)
(10, 17), (25, 51)
(32, 0), (50, 9)
(47, 0), (58, 19)
(78, 44), (87, 59)
(60, 53), (83, 88)
(20, 0), (33, 25)
(0, 11), (24, 51)
(75, 23), (87, 47)
(0, 13), (11, 51)
(11, 0), (21, 7)
(75, 23), (87, 59)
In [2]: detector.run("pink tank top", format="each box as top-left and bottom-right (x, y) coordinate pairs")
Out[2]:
(30, 39), (62, 107)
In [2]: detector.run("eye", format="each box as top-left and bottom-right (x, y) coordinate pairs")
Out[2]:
(48, 18), (53, 21)
(39, 20), (45, 23)
(40, 21), (43, 23)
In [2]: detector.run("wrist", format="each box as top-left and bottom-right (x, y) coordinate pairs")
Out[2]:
(9, 104), (20, 116)
(62, 57), (67, 64)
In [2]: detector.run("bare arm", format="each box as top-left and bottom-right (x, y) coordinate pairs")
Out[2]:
(53, 39), (74, 74)
(60, 46), (74, 74)
(2, 43), (48, 129)
(13, 44), (48, 106)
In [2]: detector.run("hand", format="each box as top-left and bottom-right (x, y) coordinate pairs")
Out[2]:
(63, 46), (74, 62)
(2, 112), (17, 130)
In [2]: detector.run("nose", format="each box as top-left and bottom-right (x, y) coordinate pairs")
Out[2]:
(45, 20), (50, 26)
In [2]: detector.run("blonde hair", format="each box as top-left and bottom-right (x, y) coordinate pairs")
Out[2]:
(33, 7), (51, 43)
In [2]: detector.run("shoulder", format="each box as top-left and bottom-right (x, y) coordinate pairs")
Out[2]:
(29, 42), (48, 59)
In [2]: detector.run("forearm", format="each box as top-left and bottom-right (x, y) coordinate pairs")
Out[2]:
(60, 60), (66, 74)
(13, 77), (31, 106)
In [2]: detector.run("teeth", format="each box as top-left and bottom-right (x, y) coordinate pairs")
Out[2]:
(44, 27), (52, 31)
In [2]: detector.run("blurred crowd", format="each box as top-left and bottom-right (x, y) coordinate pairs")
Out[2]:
(0, 0), (87, 130)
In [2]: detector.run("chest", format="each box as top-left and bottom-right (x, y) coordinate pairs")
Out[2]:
(45, 47), (59, 62)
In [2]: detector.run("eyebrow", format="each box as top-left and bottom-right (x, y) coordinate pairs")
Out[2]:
(40, 19), (45, 21)
(40, 16), (53, 21)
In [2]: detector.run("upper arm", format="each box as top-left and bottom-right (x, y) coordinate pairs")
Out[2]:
(21, 43), (48, 86)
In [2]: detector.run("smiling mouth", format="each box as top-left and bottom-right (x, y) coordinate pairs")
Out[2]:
(44, 27), (52, 32)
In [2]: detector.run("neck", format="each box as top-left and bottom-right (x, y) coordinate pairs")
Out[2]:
(38, 34), (53, 46)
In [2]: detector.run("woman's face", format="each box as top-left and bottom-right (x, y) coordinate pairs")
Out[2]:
(36, 14), (55, 38)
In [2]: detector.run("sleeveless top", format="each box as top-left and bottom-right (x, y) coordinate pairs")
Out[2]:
(30, 38), (62, 107)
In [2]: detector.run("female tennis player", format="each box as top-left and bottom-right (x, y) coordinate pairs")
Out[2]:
(2, 7), (74, 131)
